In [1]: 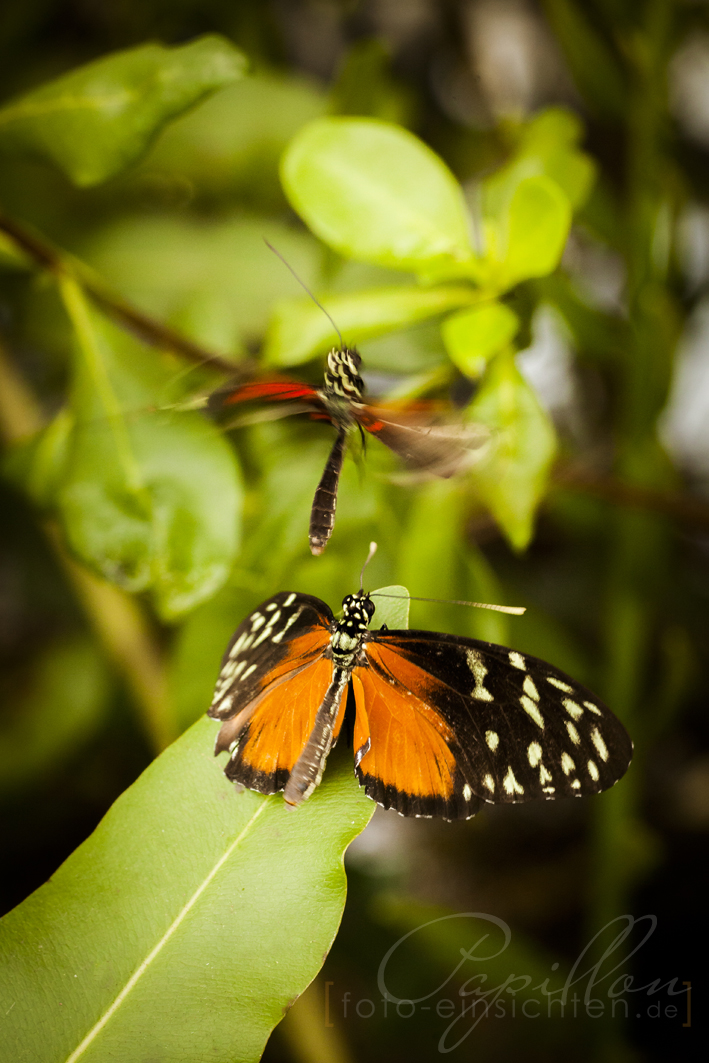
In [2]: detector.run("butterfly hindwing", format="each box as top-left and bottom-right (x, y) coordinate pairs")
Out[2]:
(362, 631), (633, 806)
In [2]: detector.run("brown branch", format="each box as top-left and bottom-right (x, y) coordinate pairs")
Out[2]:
(0, 210), (252, 377)
(553, 467), (709, 532)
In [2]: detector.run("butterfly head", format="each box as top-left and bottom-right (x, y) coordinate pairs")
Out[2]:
(324, 347), (364, 402)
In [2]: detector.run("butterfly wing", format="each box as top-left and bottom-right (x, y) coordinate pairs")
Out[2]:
(355, 404), (488, 479)
(208, 592), (344, 795)
(209, 380), (332, 426)
(353, 631), (632, 818)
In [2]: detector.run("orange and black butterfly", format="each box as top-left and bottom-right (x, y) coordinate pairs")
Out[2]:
(209, 346), (484, 555)
(208, 589), (633, 819)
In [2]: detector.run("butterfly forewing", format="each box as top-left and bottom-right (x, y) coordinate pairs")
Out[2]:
(208, 593), (333, 722)
(364, 631), (633, 805)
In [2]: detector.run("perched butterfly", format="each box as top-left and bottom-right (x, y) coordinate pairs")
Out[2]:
(208, 588), (633, 819)
(209, 345), (485, 555)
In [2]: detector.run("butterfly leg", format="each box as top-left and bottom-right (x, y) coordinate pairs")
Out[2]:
(284, 667), (350, 806)
(309, 427), (347, 555)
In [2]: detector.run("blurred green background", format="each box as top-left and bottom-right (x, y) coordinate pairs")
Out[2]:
(0, 2), (706, 1061)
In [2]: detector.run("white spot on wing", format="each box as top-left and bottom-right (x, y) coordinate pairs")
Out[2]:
(485, 730), (499, 751)
(521, 696), (544, 729)
(563, 698), (584, 720)
(483, 774), (495, 792)
(284, 593), (296, 606)
(503, 766), (524, 795)
(509, 651), (526, 670)
(571, 779), (581, 789)
(240, 663), (257, 682)
(591, 728), (609, 762)
(561, 752), (575, 775)
(527, 741), (542, 767)
(539, 764), (553, 784)
(265, 603), (278, 611)
(583, 701), (602, 716)
(548, 676), (573, 693)
(463, 783), (473, 801)
(523, 675), (539, 700)
(466, 649), (494, 701)
(250, 614), (265, 630)
(566, 720), (581, 745)
(587, 759), (599, 781)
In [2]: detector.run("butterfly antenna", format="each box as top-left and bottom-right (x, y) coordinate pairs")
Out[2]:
(370, 591), (526, 616)
(264, 238), (345, 349)
(359, 541), (378, 593)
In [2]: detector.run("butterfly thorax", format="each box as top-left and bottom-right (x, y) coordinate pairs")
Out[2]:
(330, 592), (375, 661)
(321, 347), (364, 409)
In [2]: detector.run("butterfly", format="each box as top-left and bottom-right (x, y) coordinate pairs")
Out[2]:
(209, 346), (485, 555)
(208, 589), (633, 819)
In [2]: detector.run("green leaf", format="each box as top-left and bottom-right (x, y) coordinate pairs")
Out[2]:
(281, 117), (479, 278)
(468, 350), (557, 550)
(486, 107), (596, 213)
(84, 215), (322, 359)
(0, 36), (247, 186)
(141, 71), (326, 203)
(55, 279), (241, 620)
(264, 284), (477, 366)
(370, 584), (410, 630)
(441, 301), (519, 378)
(485, 175), (571, 291)
(0, 716), (374, 1063)
(0, 637), (111, 795)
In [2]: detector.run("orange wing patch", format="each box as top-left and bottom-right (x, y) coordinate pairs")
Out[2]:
(222, 655), (346, 794)
(352, 649), (457, 807)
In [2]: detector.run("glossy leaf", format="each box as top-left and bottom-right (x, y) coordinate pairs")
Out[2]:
(0, 36), (247, 186)
(0, 588), (409, 1062)
(0, 721), (373, 1063)
(264, 284), (477, 366)
(55, 281), (242, 620)
(468, 350), (557, 550)
(281, 117), (480, 278)
(485, 176), (571, 292)
(441, 301), (519, 378)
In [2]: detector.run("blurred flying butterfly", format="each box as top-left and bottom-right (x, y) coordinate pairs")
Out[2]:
(208, 581), (633, 820)
(210, 346), (485, 555)
(208, 241), (486, 555)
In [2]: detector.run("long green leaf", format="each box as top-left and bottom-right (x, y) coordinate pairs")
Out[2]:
(0, 36), (246, 186)
(0, 589), (411, 1062)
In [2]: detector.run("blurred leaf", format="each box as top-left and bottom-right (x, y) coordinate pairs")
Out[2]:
(3, 406), (73, 507)
(489, 107), (596, 211)
(0, 36), (247, 186)
(468, 350), (557, 550)
(141, 71), (326, 205)
(441, 301), (519, 378)
(265, 284), (477, 366)
(485, 176), (572, 292)
(0, 715), (373, 1063)
(329, 38), (414, 126)
(463, 544), (510, 646)
(83, 215), (321, 358)
(542, 0), (627, 118)
(281, 117), (480, 280)
(0, 637), (111, 795)
(54, 281), (241, 620)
